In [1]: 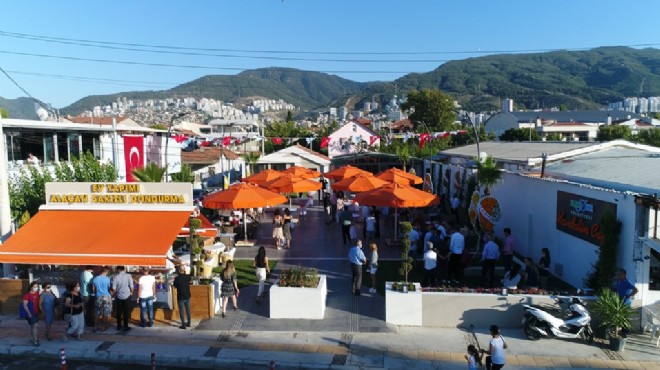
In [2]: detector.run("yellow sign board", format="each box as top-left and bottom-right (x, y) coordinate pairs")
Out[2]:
(45, 182), (193, 207)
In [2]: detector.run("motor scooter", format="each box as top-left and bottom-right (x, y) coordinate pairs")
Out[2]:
(522, 296), (594, 343)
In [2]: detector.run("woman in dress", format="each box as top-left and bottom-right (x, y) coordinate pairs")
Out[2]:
(282, 208), (292, 249)
(369, 242), (379, 294)
(538, 247), (551, 289)
(220, 261), (239, 318)
(22, 281), (41, 346)
(38, 282), (56, 340)
(272, 209), (284, 249)
(63, 282), (85, 341)
(253, 246), (270, 304)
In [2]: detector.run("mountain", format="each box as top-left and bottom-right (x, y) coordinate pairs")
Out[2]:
(60, 68), (365, 116)
(4, 47), (660, 117)
(0, 97), (38, 119)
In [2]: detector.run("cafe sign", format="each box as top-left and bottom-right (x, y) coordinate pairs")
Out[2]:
(556, 191), (617, 246)
(45, 182), (193, 208)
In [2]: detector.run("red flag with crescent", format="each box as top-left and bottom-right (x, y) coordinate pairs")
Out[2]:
(222, 136), (231, 147)
(369, 135), (379, 146)
(320, 137), (331, 149)
(272, 137), (283, 145)
(123, 135), (144, 182)
(419, 132), (431, 149)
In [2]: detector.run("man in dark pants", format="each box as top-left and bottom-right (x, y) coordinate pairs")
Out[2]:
(447, 225), (465, 284)
(502, 228), (515, 273)
(348, 240), (367, 296)
(339, 206), (352, 245)
(111, 266), (134, 332)
(480, 234), (500, 288)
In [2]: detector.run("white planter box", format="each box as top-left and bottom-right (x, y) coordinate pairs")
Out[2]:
(385, 282), (422, 326)
(270, 274), (327, 319)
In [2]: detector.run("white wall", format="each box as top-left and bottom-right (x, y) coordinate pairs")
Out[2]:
(489, 172), (637, 290)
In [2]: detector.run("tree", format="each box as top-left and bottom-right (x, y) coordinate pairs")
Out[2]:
(399, 221), (414, 285)
(0, 107), (9, 118)
(132, 162), (166, 182)
(242, 152), (260, 176)
(393, 142), (411, 171)
(499, 128), (540, 141)
(149, 123), (169, 130)
(545, 132), (562, 141)
(586, 209), (621, 292)
(286, 110), (294, 123)
(597, 125), (631, 141)
(400, 88), (457, 132)
(636, 128), (660, 147)
(171, 163), (195, 183)
(263, 121), (312, 154)
(476, 156), (501, 195)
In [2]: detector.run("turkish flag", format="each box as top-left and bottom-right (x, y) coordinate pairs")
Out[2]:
(419, 132), (430, 149)
(320, 137), (331, 149)
(123, 135), (144, 182)
(222, 136), (232, 147)
(272, 137), (283, 145)
(369, 135), (379, 146)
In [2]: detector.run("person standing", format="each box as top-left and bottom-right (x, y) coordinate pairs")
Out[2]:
(93, 267), (112, 332)
(339, 206), (353, 245)
(323, 192), (332, 225)
(408, 225), (420, 257)
(282, 208), (292, 249)
(368, 242), (379, 294)
(484, 325), (507, 370)
(336, 196), (345, 223)
(21, 281), (41, 346)
(112, 266), (134, 332)
(613, 268), (638, 306)
(481, 234), (500, 288)
(365, 212), (376, 242)
(330, 192), (338, 223)
(220, 261), (240, 318)
(38, 282), (57, 341)
(448, 225), (465, 283)
(423, 243), (438, 287)
(348, 240), (367, 296)
(361, 205), (371, 239)
(272, 209), (284, 250)
(451, 193), (460, 223)
(80, 266), (95, 327)
(62, 282), (85, 341)
(465, 344), (482, 370)
(523, 257), (539, 288)
(502, 228), (515, 273)
(253, 246), (270, 304)
(538, 248), (551, 289)
(372, 207), (381, 239)
(172, 265), (192, 329)
(137, 268), (156, 328)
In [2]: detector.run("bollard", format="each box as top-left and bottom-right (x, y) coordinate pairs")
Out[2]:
(60, 347), (67, 370)
(151, 352), (156, 370)
(269, 360), (275, 370)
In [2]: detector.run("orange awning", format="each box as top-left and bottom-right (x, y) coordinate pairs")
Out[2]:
(180, 213), (218, 238)
(0, 210), (191, 266)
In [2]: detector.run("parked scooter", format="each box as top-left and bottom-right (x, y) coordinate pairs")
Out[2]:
(522, 296), (594, 343)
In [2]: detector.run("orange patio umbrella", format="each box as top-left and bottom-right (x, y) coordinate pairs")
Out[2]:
(324, 165), (371, 181)
(332, 173), (389, 193)
(354, 182), (439, 237)
(203, 183), (287, 241)
(282, 166), (321, 179)
(376, 168), (423, 185)
(242, 169), (283, 186)
(180, 213), (217, 238)
(263, 174), (322, 193)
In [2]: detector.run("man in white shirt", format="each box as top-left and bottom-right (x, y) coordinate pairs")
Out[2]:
(138, 268), (156, 328)
(423, 242), (438, 287)
(448, 226), (465, 283)
(480, 234), (500, 288)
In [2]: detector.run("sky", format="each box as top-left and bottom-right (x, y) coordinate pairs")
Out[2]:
(1, 0), (659, 108)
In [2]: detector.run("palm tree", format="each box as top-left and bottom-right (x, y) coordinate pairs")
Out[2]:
(242, 152), (260, 177)
(132, 162), (166, 182)
(394, 144), (411, 172)
(171, 163), (194, 183)
(476, 156), (501, 195)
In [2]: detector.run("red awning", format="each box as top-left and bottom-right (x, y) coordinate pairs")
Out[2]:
(0, 210), (190, 266)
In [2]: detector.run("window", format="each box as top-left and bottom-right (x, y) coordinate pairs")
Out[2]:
(650, 249), (660, 291)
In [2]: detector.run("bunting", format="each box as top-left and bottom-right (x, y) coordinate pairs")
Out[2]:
(419, 132), (431, 149)
(287, 137), (299, 146)
(222, 136), (231, 147)
(402, 133), (411, 143)
(320, 137), (331, 149)
(369, 135), (379, 146)
(271, 137), (283, 145)
(305, 137), (315, 145)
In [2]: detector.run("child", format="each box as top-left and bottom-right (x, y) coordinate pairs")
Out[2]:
(465, 344), (482, 369)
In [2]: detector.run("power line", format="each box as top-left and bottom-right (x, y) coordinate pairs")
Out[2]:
(6, 70), (177, 89)
(1, 29), (659, 56)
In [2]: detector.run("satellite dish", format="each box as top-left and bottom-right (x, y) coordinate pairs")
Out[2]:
(36, 107), (49, 121)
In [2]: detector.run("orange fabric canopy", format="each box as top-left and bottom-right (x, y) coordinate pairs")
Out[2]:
(180, 213), (217, 238)
(203, 182), (287, 209)
(281, 166), (321, 179)
(324, 165), (370, 180)
(332, 173), (388, 193)
(242, 169), (283, 186)
(0, 210), (190, 266)
(353, 182), (439, 208)
(263, 174), (322, 193)
(376, 168), (423, 185)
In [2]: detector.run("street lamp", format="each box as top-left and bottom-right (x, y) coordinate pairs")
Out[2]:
(164, 112), (186, 182)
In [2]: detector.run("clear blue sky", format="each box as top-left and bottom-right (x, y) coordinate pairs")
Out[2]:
(1, 0), (659, 108)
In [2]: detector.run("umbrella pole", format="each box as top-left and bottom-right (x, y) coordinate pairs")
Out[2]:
(243, 208), (248, 242)
(395, 208), (399, 239)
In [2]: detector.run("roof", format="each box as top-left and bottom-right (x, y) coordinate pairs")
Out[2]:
(490, 110), (641, 124)
(439, 141), (596, 164)
(1, 118), (114, 132)
(0, 210), (190, 266)
(181, 147), (241, 164)
(66, 116), (130, 125)
(291, 144), (330, 161)
(259, 145), (330, 166)
(391, 119), (413, 130)
(544, 145), (660, 195)
(353, 118), (372, 126)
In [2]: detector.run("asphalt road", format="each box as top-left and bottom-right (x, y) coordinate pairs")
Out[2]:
(0, 354), (190, 370)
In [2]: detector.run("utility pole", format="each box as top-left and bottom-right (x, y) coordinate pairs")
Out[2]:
(164, 113), (185, 182)
(0, 115), (14, 277)
(111, 114), (118, 169)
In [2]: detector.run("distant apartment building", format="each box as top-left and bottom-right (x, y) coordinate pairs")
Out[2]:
(608, 96), (660, 113)
(338, 106), (348, 120)
(501, 98), (514, 113)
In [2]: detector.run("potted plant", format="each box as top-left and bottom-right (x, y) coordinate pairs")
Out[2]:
(396, 221), (415, 292)
(592, 289), (634, 351)
(270, 266), (327, 319)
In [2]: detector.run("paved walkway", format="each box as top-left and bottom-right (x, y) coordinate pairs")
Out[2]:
(2, 203), (660, 369)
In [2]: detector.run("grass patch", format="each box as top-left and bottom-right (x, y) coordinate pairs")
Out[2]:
(213, 259), (278, 288)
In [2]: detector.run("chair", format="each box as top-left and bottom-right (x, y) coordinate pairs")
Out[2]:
(643, 306), (660, 346)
